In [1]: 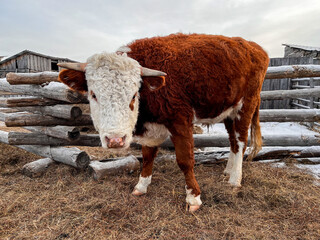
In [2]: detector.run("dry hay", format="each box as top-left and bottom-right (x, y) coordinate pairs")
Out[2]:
(1, 143), (320, 240)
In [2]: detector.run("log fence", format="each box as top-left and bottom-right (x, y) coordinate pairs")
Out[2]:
(0, 64), (320, 179)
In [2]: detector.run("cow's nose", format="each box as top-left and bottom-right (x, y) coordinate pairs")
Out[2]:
(105, 136), (126, 148)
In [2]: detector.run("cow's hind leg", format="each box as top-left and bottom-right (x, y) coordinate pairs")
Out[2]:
(226, 101), (256, 187)
(169, 124), (202, 212)
(223, 118), (236, 176)
(132, 146), (158, 195)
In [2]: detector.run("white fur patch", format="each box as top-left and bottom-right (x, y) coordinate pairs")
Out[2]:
(224, 151), (235, 175)
(194, 98), (243, 125)
(185, 187), (202, 206)
(133, 123), (170, 147)
(85, 52), (141, 149)
(134, 175), (152, 194)
(228, 137), (244, 187)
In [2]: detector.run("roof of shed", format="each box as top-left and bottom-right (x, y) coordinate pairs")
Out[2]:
(282, 44), (320, 52)
(0, 50), (76, 65)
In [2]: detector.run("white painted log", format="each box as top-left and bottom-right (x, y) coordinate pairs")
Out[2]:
(6, 72), (59, 85)
(0, 78), (87, 103)
(261, 88), (320, 100)
(4, 112), (92, 127)
(0, 96), (63, 107)
(24, 126), (80, 141)
(22, 158), (54, 177)
(259, 109), (320, 122)
(266, 65), (320, 79)
(89, 155), (140, 180)
(14, 104), (82, 119)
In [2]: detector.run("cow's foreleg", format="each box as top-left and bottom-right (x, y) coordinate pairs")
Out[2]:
(170, 125), (202, 212)
(132, 146), (158, 196)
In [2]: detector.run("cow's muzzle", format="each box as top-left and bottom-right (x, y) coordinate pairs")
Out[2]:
(105, 135), (126, 148)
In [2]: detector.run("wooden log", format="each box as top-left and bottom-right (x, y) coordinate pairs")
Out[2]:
(4, 112), (92, 127)
(6, 131), (100, 146)
(163, 146), (320, 164)
(88, 155), (140, 180)
(0, 131), (90, 168)
(22, 158), (54, 177)
(24, 126), (80, 141)
(14, 104), (82, 119)
(259, 109), (320, 122)
(19, 145), (90, 169)
(161, 133), (320, 148)
(6, 72), (59, 85)
(0, 108), (21, 121)
(261, 88), (320, 100)
(0, 130), (9, 144)
(266, 65), (320, 79)
(0, 78), (87, 103)
(0, 96), (64, 107)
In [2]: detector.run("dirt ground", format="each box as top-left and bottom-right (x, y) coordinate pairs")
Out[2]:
(1, 142), (320, 240)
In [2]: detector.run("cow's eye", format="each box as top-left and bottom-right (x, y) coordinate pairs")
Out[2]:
(90, 90), (97, 101)
(129, 93), (137, 111)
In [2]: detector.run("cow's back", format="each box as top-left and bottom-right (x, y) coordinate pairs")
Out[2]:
(128, 34), (269, 126)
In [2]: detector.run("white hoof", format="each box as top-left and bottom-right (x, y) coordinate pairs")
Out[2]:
(228, 176), (242, 187)
(132, 189), (145, 196)
(188, 204), (201, 212)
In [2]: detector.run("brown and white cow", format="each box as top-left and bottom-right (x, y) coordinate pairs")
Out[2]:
(58, 33), (269, 212)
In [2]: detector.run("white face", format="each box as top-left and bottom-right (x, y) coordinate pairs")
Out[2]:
(85, 52), (142, 149)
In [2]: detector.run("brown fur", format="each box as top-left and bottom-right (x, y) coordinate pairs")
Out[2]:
(58, 69), (87, 92)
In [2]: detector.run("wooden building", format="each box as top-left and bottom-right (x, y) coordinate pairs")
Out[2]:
(282, 44), (320, 59)
(0, 50), (76, 78)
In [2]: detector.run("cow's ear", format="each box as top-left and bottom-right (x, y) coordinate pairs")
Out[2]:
(58, 69), (88, 92)
(142, 76), (166, 91)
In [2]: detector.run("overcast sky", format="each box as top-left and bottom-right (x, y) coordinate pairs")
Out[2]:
(1, 0), (320, 61)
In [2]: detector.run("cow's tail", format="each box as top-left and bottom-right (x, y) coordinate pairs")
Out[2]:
(247, 102), (263, 161)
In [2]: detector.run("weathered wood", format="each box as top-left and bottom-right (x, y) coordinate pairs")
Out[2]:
(4, 112), (92, 127)
(260, 88), (320, 100)
(266, 65), (320, 79)
(6, 72), (59, 85)
(19, 145), (90, 169)
(0, 130), (9, 144)
(0, 78), (87, 103)
(0, 108), (21, 121)
(161, 146), (320, 164)
(0, 96), (64, 107)
(259, 109), (320, 122)
(6, 131), (100, 146)
(22, 158), (54, 177)
(161, 133), (320, 148)
(24, 126), (80, 141)
(88, 155), (140, 180)
(14, 104), (82, 119)
(0, 130), (89, 168)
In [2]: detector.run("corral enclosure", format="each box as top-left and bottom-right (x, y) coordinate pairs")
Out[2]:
(1, 47), (320, 239)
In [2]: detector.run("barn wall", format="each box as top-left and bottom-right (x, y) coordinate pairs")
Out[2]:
(0, 53), (67, 78)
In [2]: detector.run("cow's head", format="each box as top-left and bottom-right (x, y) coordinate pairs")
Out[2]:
(58, 52), (166, 150)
